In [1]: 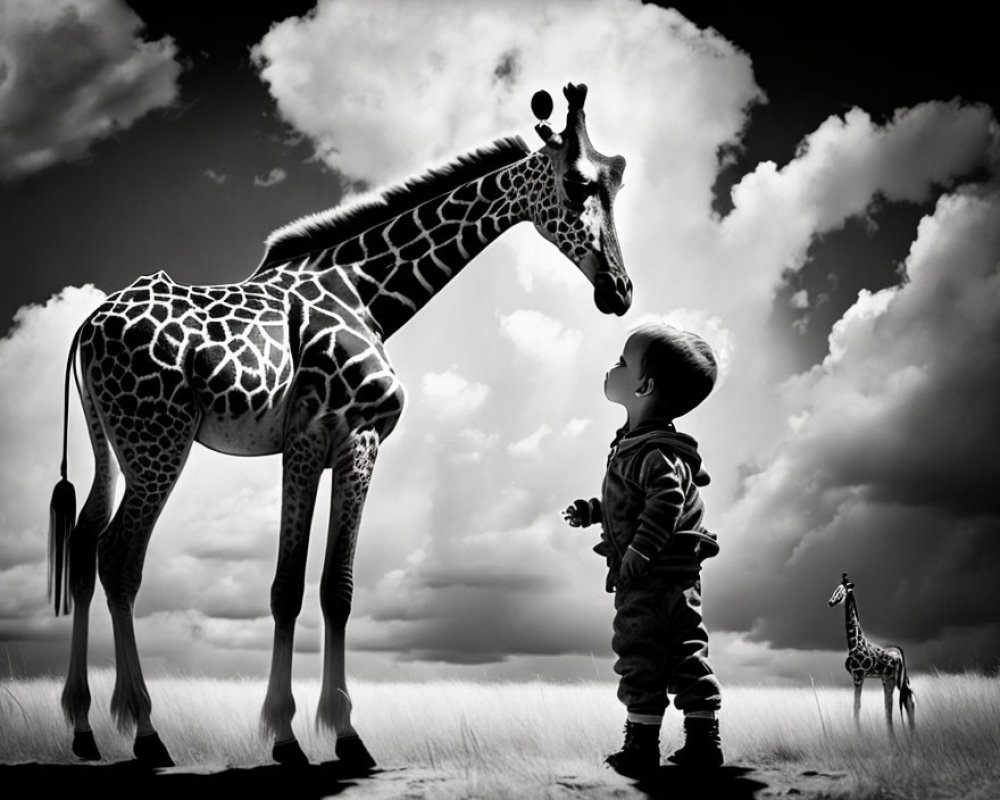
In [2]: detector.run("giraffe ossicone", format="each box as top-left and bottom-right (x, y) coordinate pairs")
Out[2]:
(47, 82), (631, 769)
(828, 572), (916, 736)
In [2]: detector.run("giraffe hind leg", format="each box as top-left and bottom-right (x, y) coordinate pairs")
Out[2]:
(61, 384), (118, 761)
(901, 683), (916, 731)
(100, 484), (186, 767)
(97, 408), (198, 768)
(898, 660), (916, 732)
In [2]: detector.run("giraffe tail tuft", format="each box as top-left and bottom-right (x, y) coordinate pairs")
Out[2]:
(48, 477), (76, 616)
(48, 324), (83, 617)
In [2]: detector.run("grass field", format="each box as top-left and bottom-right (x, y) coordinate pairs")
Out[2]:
(2, 668), (998, 798)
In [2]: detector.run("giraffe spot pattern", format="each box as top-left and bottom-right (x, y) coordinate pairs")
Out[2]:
(79, 268), (406, 460)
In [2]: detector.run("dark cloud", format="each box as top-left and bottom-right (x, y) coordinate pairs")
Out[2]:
(713, 186), (1000, 673)
(355, 585), (610, 664)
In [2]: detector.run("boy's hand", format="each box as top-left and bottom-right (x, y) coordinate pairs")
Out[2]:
(619, 545), (651, 585)
(563, 498), (601, 528)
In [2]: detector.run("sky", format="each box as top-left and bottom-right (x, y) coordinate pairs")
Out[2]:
(1, 0), (998, 691)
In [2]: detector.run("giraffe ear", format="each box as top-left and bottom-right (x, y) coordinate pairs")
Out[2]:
(534, 122), (563, 147)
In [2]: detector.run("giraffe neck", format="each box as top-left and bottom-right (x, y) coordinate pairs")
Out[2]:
(260, 152), (549, 340)
(845, 593), (868, 652)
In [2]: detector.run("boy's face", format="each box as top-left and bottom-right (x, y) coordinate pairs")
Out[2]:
(604, 333), (650, 406)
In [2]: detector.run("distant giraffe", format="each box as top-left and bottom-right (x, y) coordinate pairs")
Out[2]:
(48, 83), (631, 770)
(827, 573), (915, 735)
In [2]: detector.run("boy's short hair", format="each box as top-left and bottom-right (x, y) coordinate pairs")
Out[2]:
(633, 324), (717, 419)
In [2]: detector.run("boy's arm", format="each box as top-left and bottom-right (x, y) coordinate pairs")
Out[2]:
(563, 497), (602, 527)
(629, 450), (685, 560)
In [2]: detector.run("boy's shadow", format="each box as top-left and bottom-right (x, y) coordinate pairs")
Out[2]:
(0, 760), (374, 800)
(632, 764), (768, 799)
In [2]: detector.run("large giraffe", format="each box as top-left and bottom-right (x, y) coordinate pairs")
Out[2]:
(827, 573), (915, 735)
(47, 83), (630, 771)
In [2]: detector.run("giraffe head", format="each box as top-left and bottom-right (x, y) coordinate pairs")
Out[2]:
(530, 83), (631, 316)
(828, 572), (856, 607)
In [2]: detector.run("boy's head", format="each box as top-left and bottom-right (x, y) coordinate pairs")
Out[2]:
(604, 324), (718, 419)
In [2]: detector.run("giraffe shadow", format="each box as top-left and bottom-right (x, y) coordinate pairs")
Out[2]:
(0, 760), (371, 800)
(631, 764), (769, 799)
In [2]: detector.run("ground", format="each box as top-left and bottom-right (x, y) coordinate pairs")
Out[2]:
(0, 760), (852, 800)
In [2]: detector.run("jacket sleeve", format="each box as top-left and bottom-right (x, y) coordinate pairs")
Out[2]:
(629, 449), (685, 558)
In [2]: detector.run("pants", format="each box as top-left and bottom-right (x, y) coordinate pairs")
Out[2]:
(612, 574), (721, 722)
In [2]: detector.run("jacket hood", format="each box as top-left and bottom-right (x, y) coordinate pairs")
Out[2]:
(611, 423), (711, 486)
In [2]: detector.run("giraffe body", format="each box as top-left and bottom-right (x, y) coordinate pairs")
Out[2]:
(828, 573), (916, 736)
(48, 84), (631, 768)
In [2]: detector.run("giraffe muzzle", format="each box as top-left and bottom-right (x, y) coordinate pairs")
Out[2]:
(593, 273), (633, 316)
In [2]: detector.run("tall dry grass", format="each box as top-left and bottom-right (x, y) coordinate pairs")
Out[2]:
(2, 668), (998, 798)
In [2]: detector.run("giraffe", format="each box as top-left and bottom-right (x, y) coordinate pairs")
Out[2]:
(47, 83), (631, 770)
(827, 572), (915, 735)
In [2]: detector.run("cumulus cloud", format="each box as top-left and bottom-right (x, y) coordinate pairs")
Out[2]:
(242, 0), (1000, 675)
(721, 103), (998, 291)
(562, 418), (592, 437)
(421, 369), (490, 417)
(508, 423), (552, 458)
(0, 0), (183, 181)
(0, 286), (106, 578)
(499, 309), (583, 368)
(203, 168), (228, 184)
(253, 167), (287, 187)
(252, 0), (758, 188)
(8, 0), (1000, 681)
(712, 186), (1000, 670)
(455, 427), (499, 463)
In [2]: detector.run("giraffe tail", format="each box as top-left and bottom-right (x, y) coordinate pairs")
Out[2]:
(896, 646), (916, 729)
(48, 325), (83, 616)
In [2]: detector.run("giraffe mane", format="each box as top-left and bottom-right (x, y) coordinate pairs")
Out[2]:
(255, 135), (532, 274)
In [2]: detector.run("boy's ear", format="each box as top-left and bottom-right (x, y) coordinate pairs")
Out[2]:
(634, 378), (654, 397)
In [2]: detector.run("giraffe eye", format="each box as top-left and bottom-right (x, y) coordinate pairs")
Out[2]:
(562, 170), (597, 207)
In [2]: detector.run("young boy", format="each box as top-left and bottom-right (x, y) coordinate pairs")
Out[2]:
(564, 323), (723, 776)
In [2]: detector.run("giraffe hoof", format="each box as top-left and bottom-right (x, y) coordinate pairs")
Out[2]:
(72, 730), (102, 761)
(336, 734), (376, 773)
(273, 738), (309, 766)
(133, 732), (175, 768)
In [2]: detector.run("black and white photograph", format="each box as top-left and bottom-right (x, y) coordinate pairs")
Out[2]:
(1, 1), (998, 798)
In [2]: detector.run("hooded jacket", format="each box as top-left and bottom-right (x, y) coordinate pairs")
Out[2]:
(594, 421), (719, 586)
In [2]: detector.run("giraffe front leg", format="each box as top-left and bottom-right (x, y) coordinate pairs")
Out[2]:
(316, 431), (379, 773)
(262, 418), (330, 766)
(853, 677), (863, 729)
(882, 675), (896, 739)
